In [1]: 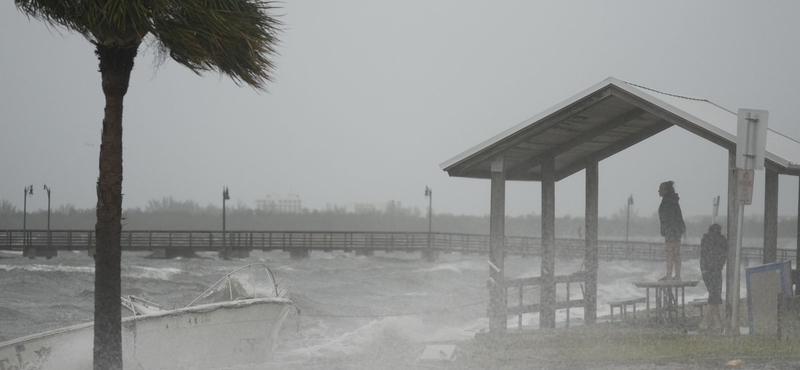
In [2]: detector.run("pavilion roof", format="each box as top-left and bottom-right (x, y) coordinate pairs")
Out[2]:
(441, 77), (800, 180)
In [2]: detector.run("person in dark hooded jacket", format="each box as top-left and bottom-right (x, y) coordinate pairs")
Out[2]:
(699, 223), (727, 331)
(658, 181), (686, 280)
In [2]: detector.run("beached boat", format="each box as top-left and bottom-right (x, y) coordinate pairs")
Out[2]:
(0, 264), (293, 370)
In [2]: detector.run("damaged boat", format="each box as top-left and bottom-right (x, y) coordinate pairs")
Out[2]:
(0, 263), (293, 370)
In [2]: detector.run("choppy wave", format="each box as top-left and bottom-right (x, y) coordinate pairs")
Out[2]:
(1, 248), (737, 368)
(124, 266), (182, 281)
(411, 260), (485, 274)
(0, 264), (94, 274)
(287, 316), (429, 357)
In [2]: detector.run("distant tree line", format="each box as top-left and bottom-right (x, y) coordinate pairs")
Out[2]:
(1, 197), (796, 242)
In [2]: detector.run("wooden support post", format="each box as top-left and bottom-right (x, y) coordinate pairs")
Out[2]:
(421, 249), (438, 262)
(228, 249), (251, 259)
(150, 247), (197, 259)
(151, 248), (168, 259)
(726, 151), (739, 333)
(290, 248), (310, 259)
(23, 244), (35, 260)
(489, 157), (506, 334)
(355, 249), (373, 257)
(566, 282), (571, 327)
(540, 156), (556, 329)
(585, 160), (599, 325)
(764, 168), (779, 264)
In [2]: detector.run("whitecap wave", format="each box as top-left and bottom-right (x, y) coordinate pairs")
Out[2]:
(411, 260), (484, 274)
(287, 316), (429, 357)
(411, 264), (462, 274)
(0, 264), (94, 274)
(124, 266), (181, 280)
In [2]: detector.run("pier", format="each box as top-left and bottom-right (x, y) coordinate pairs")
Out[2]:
(1, 229), (792, 261)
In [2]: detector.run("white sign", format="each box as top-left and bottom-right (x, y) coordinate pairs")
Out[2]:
(736, 109), (769, 170)
(737, 169), (754, 205)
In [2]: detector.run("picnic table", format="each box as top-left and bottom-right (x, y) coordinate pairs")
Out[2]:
(632, 280), (699, 323)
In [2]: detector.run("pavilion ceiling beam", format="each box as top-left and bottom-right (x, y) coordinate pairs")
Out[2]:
(763, 168), (779, 264)
(609, 87), (736, 151)
(555, 120), (673, 181)
(445, 88), (614, 177)
(764, 159), (791, 175)
(506, 107), (647, 177)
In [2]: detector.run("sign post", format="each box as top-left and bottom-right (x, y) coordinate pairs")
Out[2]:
(730, 109), (768, 335)
(712, 195), (720, 224)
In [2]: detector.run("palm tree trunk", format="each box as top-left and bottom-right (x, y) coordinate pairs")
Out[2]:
(93, 42), (138, 370)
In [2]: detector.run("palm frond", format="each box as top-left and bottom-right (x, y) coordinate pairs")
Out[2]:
(150, 0), (282, 90)
(15, 0), (151, 46)
(16, 0), (281, 89)
(15, 0), (92, 37)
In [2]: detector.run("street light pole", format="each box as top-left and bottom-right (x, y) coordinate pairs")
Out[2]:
(425, 186), (432, 249)
(626, 194), (633, 243)
(23, 184), (33, 248)
(43, 184), (51, 231)
(222, 187), (230, 259)
(43, 184), (51, 248)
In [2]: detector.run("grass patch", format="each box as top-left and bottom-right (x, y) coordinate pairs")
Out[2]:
(456, 327), (800, 369)
(550, 334), (800, 361)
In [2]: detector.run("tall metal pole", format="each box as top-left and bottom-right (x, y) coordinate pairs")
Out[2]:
(23, 185), (33, 247)
(428, 189), (432, 243)
(223, 187), (229, 259)
(626, 195), (633, 243)
(44, 184), (51, 248)
(731, 110), (765, 334)
(712, 195), (720, 225)
(732, 191), (746, 332)
(425, 186), (432, 249)
(43, 185), (51, 231)
(23, 188), (27, 233)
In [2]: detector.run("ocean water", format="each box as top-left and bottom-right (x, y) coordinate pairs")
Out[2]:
(0, 249), (725, 369)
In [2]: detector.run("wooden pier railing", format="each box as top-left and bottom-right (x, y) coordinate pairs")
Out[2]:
(1, 230), (794, 261)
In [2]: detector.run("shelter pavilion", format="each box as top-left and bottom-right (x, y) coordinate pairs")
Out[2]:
(441, 77), (800, 333)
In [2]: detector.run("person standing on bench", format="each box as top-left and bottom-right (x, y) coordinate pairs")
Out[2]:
(699, 223), (728, 331)
(657, 181), (686, 281)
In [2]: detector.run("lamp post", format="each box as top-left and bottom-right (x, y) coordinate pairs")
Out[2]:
(424, 186), (432, 249)
(43, 184), (51, 230)
(222, 187), (230, 259)
(23, 184), (33, 248)
(626, 194), (634, 244)
(711, 195), (720, 225)
(43, 184), (51, 248)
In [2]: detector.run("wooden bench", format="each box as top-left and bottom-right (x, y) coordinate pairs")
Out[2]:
(609, 297), (647, 321)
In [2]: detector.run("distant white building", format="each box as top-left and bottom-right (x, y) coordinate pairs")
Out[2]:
(255, 193), (303, 213)
(343, 201), (386, 214)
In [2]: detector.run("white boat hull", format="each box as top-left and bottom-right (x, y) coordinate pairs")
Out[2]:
(0, 298), (292, 370)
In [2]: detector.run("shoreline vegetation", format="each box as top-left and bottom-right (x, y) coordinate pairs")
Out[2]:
(1, 198), (796, 243)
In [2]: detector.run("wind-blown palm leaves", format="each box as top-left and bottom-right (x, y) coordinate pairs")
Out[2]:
(17, 0), (280, 88)
(15, 1), (281, 369)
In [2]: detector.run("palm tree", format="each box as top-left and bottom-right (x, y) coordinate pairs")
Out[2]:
(14, 1), (280, 369)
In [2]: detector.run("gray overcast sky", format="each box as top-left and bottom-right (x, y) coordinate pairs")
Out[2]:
(2, 1), (800, 219)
